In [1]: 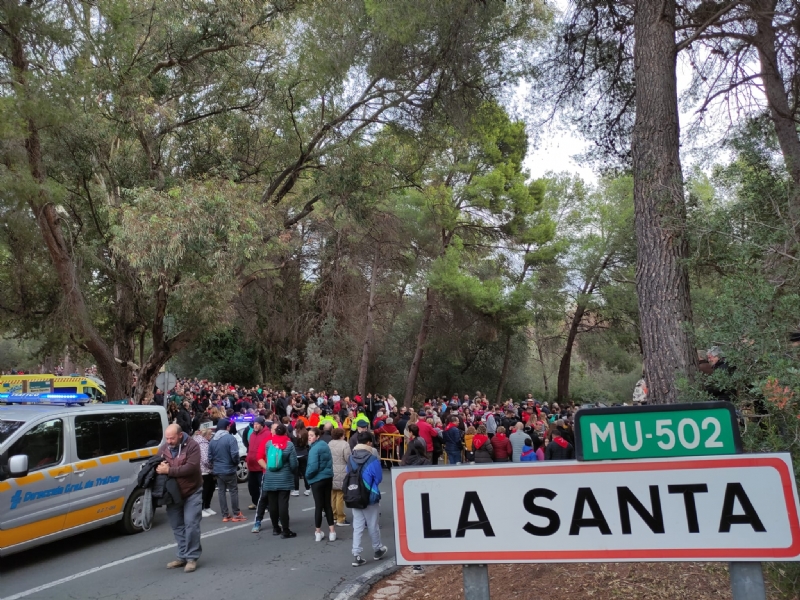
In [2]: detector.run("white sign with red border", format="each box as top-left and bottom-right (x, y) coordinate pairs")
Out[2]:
(391, 454), (800, 564)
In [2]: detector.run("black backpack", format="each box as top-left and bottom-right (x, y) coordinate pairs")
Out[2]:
(343, 455), (373, 509)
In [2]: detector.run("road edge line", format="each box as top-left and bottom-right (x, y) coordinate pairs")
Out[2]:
(328, 558), (400, 600)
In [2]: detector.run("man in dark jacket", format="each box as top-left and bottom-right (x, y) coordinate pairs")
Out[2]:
(545, 428), (575, 461)
(401, 424), (429, 466)
(209, 418), (245, 522)
(176, 401), (193, 434)
(157, 424), (203, 572)
(501, 410), (519, 432)
(442, 416), (463, 465)
(395, 410), (410, 435)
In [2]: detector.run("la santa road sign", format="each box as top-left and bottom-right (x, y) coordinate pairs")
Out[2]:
(392, 454), (800, 564)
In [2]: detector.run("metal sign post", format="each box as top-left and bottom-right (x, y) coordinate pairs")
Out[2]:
(730, 562), (766, 600)
(463, 565), (490, 600)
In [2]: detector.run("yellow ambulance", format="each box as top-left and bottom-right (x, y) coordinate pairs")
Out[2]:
(0, 375), (107, 402)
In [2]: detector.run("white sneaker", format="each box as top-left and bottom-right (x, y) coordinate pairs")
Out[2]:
(304, 490), (311, 496)
(201, 509), (211, 518)
(206, 508), (216, 516)
(315, 531), (324, 542)
(291, 490), (300, 497)
(329, 531), (337, 542)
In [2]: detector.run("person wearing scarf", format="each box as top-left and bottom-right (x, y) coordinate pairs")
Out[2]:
(491, 426), (513, 462)
(472, 425), (494, 463)
(545, 427), (575, 461)
(442, 416), (464, 465)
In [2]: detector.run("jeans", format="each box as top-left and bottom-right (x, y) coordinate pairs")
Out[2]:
(247, 471), (263, 505)
(446, 451), (461, 465)
(352, 503), (382, 557)
(216, 473), (240, 517)
(331, 489), (346, 524)
(166, 488), (202, 561)
(201, 473), (215, 510)
(310, 478), (334, 529)
(294, 455), (309, 491)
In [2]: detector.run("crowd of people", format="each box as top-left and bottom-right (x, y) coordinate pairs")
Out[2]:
(155, 379), (582, 574)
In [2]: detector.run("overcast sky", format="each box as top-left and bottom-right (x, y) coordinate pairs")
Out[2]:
(515, 0), (758, 187)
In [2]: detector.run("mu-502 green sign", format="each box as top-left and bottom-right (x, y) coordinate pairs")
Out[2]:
(574, 402), (742, 461)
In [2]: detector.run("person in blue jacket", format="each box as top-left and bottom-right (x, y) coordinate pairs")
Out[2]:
(209, 418), (245, 522)
(442, 416), (463, 465)
(305, 427), (336, 542)
(348, 431), (388, 567)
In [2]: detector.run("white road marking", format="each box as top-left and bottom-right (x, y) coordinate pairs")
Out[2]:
(302, 507), (315, 511)
(0, 523), (252, 600)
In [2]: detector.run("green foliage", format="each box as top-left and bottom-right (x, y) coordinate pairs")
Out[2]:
(0, 336), (41, 372)
(288, 317), (359, 393)
(683, 120), (800, 597)
(174, 327), (259, 386)
(570, 366), (642, 405)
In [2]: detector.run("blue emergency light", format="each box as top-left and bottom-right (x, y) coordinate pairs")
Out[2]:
(0, 393), (90, 406)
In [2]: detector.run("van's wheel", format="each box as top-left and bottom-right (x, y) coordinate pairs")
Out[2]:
(119, 487), (146, 534)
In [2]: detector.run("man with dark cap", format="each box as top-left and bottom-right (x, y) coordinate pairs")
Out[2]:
(350, 420), (370, 451)
(245, 417), (270, 509)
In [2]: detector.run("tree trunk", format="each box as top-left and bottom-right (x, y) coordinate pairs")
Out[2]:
(6, 6), (129, 401)
(495, 332), (513, 404)
(132, 278), (195, 404)
(358, 248), (380, 398)
(113, 274), (137, 397)
(556, 304), (587, 402)
(536, 337), (549, 397)
(632, 0), (698, 403)
(751, 0), (800, 223)
(133, 356), (164, 405)
(403, 287), (435, 408)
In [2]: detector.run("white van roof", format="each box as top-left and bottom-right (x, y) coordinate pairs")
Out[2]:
(0, 404), (165, 421)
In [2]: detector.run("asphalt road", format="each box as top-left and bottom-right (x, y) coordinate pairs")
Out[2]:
(0, 476), (397, 600)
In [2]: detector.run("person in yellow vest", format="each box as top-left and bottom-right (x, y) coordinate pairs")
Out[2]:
(342, 409), (354, 440)
(318, 412), (340, 430)
(351, 409), (370, 431)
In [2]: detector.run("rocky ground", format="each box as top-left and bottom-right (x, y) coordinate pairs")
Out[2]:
(364, 562), (781, 600)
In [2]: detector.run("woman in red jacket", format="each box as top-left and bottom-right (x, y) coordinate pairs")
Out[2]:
(491, 426), (512, 462)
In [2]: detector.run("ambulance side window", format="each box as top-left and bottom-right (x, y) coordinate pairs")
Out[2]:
(75, 414), (128, 459)
(9, 419), (64, 471)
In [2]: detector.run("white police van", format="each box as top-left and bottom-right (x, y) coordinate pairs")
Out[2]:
(0, 394), (167, 557)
